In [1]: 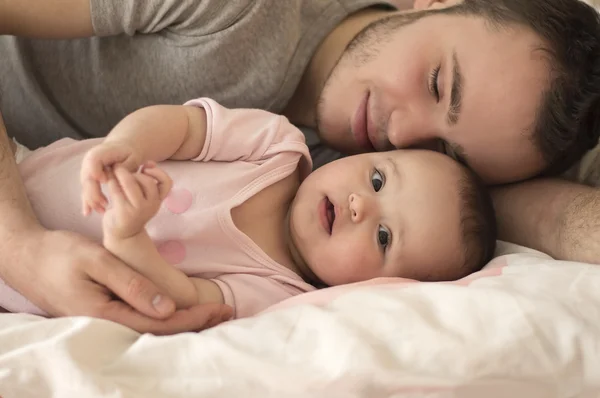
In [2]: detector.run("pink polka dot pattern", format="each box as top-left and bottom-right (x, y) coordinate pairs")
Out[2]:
(157, 241), (187, 265)
(165, 188), (193, 214)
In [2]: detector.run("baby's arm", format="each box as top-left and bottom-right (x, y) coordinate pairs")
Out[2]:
(81, 104), (208, 214)
(102, 104), (208, 163)
(105, 228), (224, 309)
(102, 165), (223, 309)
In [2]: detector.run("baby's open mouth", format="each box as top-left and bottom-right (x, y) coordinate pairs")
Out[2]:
(326, 197), (335, 233)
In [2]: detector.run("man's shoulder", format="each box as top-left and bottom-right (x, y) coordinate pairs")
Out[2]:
(90, 0), (258, 36)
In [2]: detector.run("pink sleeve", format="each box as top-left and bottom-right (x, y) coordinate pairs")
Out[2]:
(184, 98), (312, 176)
(211, 274), (308, 319)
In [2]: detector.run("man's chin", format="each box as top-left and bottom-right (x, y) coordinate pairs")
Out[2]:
(318, 133), (363, 155)
(315, 110), (364, 154)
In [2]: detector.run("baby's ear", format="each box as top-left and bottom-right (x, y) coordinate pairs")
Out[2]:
(413, 0), (462, 11)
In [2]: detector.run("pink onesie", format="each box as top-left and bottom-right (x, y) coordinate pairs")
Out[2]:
(1, 98), (315, 319)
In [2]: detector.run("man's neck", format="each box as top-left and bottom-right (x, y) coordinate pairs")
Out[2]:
(282, 6), (394, 128)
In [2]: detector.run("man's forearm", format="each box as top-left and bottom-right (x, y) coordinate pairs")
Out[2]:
(492, 178), (600, 264)
(0, 0), (93, 38)
(0, 114), (43, 278)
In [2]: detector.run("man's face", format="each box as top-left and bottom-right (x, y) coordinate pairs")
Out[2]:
(316, 4), (549, 184)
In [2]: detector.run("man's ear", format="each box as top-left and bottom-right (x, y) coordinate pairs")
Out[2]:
(413, 0), (462, 11)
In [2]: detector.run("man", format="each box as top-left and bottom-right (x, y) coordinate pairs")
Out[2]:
(1, 0), (599, 334)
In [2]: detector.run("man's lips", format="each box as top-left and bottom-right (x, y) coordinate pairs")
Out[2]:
(352, 92), (376, 152)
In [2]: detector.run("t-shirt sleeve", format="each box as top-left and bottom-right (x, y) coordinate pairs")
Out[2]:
(90, 0), (254, 36)
(561, 140), (600, 187)
(185, 97), (312, 175)
(211, 274), (309, 319)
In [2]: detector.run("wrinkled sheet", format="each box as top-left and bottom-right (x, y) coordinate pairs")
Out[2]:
(1, 242), (599, 397)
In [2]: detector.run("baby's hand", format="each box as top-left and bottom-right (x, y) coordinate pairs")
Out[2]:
(103, 162), (173, 240)
(80, 142), (142, 215)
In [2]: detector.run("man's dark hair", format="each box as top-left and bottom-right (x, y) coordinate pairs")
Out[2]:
(446, 0), (600, 175)
(456, 166), (497, 278)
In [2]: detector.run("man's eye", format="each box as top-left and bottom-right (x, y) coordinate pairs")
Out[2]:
(371, 169), (385, 192)
(429, 65), (441, 101)
(378, 225), (390, 251)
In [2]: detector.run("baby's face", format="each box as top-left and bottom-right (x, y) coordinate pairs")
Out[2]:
(289, 149), (466, 286)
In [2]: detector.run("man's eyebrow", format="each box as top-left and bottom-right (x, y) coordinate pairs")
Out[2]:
(447, 50), (463, 126)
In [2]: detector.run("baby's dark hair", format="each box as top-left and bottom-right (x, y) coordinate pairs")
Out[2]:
(455, 166), (497, 278)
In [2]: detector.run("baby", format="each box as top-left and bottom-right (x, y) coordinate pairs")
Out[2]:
(4, 98), (496, 318)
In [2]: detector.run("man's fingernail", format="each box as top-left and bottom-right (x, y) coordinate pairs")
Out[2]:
(152, 295), (173, 314)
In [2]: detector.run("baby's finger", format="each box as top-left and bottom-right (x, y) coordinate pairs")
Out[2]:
(142, 160), (157, 169)
(81, 152), (109, 184)
(135, 172), (160, 202)
(106, 172), (128, 209)
(82, 203), (92, 217)
(141, 166), (173, 200)
(81, 179), (108, 215)
(114, 166), (144, 207)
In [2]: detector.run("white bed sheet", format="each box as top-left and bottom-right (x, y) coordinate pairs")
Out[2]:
(1, 243), (600, 397)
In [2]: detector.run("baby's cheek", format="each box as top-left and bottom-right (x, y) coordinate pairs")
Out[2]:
(324, 244), (379, 285)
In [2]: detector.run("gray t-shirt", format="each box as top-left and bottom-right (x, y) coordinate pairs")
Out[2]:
(0, 0), (387, 152)
(562, 142), (600, 187)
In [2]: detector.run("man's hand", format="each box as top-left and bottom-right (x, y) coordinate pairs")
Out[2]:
(4, 228), (232, 334)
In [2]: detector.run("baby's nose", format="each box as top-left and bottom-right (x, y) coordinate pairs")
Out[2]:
(348, 193), (373, 223)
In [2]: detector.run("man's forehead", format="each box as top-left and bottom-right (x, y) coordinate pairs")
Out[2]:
(458, 25), (548, 111)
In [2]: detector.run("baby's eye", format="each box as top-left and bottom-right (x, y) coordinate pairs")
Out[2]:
(378, 225), (391, 251)
(371, 169), (385, 192)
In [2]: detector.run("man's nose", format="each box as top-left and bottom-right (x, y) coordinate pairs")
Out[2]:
(386, 110), (440, 150)
(348, 193), (376, 223)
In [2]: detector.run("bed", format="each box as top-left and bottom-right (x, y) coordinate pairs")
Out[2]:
(1, 242), (600, 397)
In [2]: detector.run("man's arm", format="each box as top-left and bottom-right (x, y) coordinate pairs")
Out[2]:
(492, 178), (600, 264)
(0, 0), (93, 38)
(0, 112), (231, 333)
(0, 111), (163, 318)
(0, 113), (43, 274)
